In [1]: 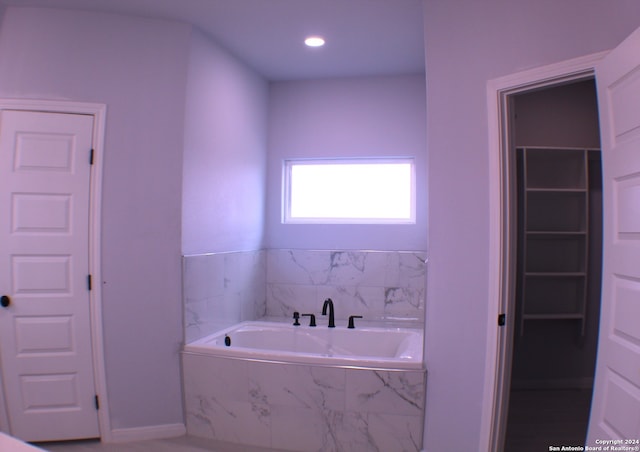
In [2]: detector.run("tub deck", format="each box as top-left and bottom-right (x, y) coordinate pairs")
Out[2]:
(184, 320), (424, 370)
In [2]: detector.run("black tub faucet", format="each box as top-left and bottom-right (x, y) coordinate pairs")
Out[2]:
(301, 313), (316, 327)
(348, 315), (363, 329)
(322, 298), (335, 328)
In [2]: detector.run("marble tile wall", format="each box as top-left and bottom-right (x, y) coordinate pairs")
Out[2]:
(182, 250), (267, 343)
(266, 250), (427, 325)
(183, 249), (427, 343)
(183, 352), (426, 451)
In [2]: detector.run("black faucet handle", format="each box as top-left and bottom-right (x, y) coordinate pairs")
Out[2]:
(293, 311), (300, 326)
(348, 315), (363, 329)
(301, 313), (316, 327)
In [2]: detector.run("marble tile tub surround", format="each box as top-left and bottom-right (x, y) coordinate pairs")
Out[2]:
(266, 249), (427, 325)
(183, 352), (426, 451)
(183, 249), (427, 343)
(183, 250), (267, 344)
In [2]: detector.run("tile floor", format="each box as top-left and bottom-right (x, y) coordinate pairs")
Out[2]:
(503, 388), (592, 452)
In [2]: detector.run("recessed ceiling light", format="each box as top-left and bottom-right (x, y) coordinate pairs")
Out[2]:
(304, 36), (325, 47)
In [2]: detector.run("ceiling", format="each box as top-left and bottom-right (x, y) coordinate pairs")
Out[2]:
(0, 0), (426, 81)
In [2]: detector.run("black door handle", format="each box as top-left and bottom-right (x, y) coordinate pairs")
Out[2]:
(1, 295), (10, 308)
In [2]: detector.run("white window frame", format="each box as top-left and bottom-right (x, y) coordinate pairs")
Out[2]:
(282, 157), (416, 224)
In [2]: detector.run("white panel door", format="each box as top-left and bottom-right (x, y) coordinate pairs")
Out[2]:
(587, 26), (640, 445)
(0, 110), (99, 442)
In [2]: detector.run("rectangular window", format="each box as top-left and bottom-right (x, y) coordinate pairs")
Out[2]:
(283, 158), (415, 224)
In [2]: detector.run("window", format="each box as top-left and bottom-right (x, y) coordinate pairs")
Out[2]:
(283, 158), (415, 224)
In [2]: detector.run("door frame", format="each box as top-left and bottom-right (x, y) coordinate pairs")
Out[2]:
(0, 99), (111, 442)
(481, 52), (608, 451)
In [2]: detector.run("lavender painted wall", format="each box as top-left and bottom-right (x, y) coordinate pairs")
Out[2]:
(0, 7), (189, 430)
(182, 29), (268, 255)
(423, 1), (640, 450)
(266, 75), (427, 251)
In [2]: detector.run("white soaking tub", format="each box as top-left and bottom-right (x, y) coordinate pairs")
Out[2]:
(183, 319), (427, 450)
(184, 320), (423, 370)
(182, 318), (427, 452)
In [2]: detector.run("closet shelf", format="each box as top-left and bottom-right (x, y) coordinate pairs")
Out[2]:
(526, 187), (587, 192)
(517, 147), (595, 337)
(525, 272), (586, 277)
(526, 231), (587, 236)
(523, 314), (584, 321)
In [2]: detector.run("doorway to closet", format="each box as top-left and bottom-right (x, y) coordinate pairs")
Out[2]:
(503, 79), (603, 451)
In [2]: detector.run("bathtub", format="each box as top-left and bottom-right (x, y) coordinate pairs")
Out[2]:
(182, 319), (427, 452)
(184, 320), (423, 370)
(183, 320), (426, 450)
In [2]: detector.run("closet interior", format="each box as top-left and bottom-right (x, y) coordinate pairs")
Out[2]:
(504, 79), (602, 451)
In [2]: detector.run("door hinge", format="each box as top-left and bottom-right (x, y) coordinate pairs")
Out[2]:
(498, 313), (506, 326)
(94, 395), (100, 410)
(87, 274), (92, 291)
(89, 148), (95, 165)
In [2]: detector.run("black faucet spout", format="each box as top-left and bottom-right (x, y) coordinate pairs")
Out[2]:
(322, 298), (335, 328)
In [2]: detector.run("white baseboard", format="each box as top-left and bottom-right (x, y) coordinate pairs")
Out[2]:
(109, 423), (186, 443)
